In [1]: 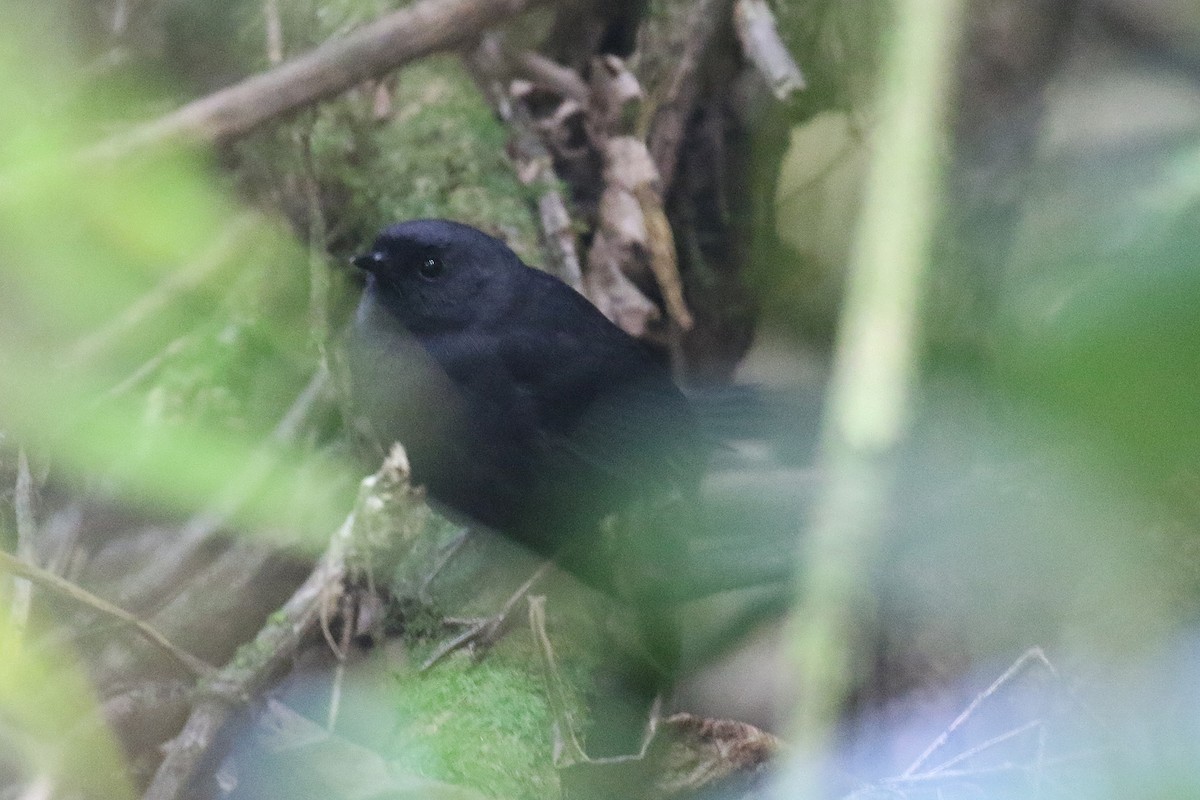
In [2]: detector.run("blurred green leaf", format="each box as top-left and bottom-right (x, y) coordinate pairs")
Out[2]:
(0, 4), (352, 543)
(0, 614), (132, 797)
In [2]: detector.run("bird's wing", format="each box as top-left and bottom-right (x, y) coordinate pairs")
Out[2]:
(552, 374), (705, 494)
(495, 316), (707, 496)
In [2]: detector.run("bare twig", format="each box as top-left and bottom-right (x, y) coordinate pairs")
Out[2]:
(903, 647), (1058, 777)
(733, 0), (805, 100)
(85, 538), (280, 691)
(325, 591), (355, 730)
(91, 334), (195, 408)
(511, 50), (589, 103)
(142, 446), (428, 800)
(861, 750), (1105, 794)
(275, 363), (332, 441)
(634, 181), (692, 331)
(142, 548), (346, 800)
(529, 593), (662, 769)
(529, 594), (588, 766)
(918, 718), (1044, 778)
(93, 0), (549, 157)
(0, 550), (214, 678)
(835, 648), (1112, 798)
(420, 561), (549, 671)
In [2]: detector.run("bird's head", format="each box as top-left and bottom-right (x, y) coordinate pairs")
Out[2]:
(352, 219), (524, 332)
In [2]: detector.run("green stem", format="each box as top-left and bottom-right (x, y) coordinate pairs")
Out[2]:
(785, 0), (965, 772)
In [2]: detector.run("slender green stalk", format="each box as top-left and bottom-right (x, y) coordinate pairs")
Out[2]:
(785, 0), (965, 775)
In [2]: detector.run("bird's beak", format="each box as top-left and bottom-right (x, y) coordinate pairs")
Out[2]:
(351, 251), (385, 273)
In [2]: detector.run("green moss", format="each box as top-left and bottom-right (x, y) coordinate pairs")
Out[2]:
(309, 55), (541, 261)
(234, 53), (540, 258)
(384, 652), (560, 800)
(372, 555), (615, 800)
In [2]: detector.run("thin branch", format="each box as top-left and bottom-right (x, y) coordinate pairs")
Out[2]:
(733, 0), (806, 100)
(529, 593), (662, 770)
(420, 561), (549, 671)
(511, 50), (589, 103)
(634, 181), (692, 331)
(0, 549), (214, 678)
(878, 750), (1105, 788)
(92, 0), (549, 157)
(142, 446), (427, 800)
(67, 365), (332, 688)
(529, 594), (588, 766)
(903, 647), (1056, 777)
(141, 541), (346, 800)
(921, 718), (1044, 777)
(91, 334), (195, 408)
(325, 591), (355, 731)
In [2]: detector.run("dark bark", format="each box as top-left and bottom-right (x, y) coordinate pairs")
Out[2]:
(543, 0), (650, 68)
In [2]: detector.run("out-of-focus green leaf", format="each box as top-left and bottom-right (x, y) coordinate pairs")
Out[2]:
(997, 143), (1200, 490)
(0, 614), (132, 798)
(0, 4), (352, 542)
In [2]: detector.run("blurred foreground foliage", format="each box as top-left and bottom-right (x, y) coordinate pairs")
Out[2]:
(0, 2), (556, 797)
(0, 11), (341, 536)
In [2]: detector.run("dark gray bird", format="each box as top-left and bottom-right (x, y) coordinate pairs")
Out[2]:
(343, 219), (809, 761)
(343, 219), (710, 601)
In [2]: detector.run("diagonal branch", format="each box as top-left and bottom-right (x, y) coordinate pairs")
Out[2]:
(0, 549), (214, 678)
(141, 446), (431, 800)
(92, 0), (549, 157)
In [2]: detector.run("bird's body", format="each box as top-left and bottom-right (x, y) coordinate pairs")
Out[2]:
(343, 219), (708, 596)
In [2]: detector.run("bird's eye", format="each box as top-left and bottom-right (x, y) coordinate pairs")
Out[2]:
(418, 256), (444, 280)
